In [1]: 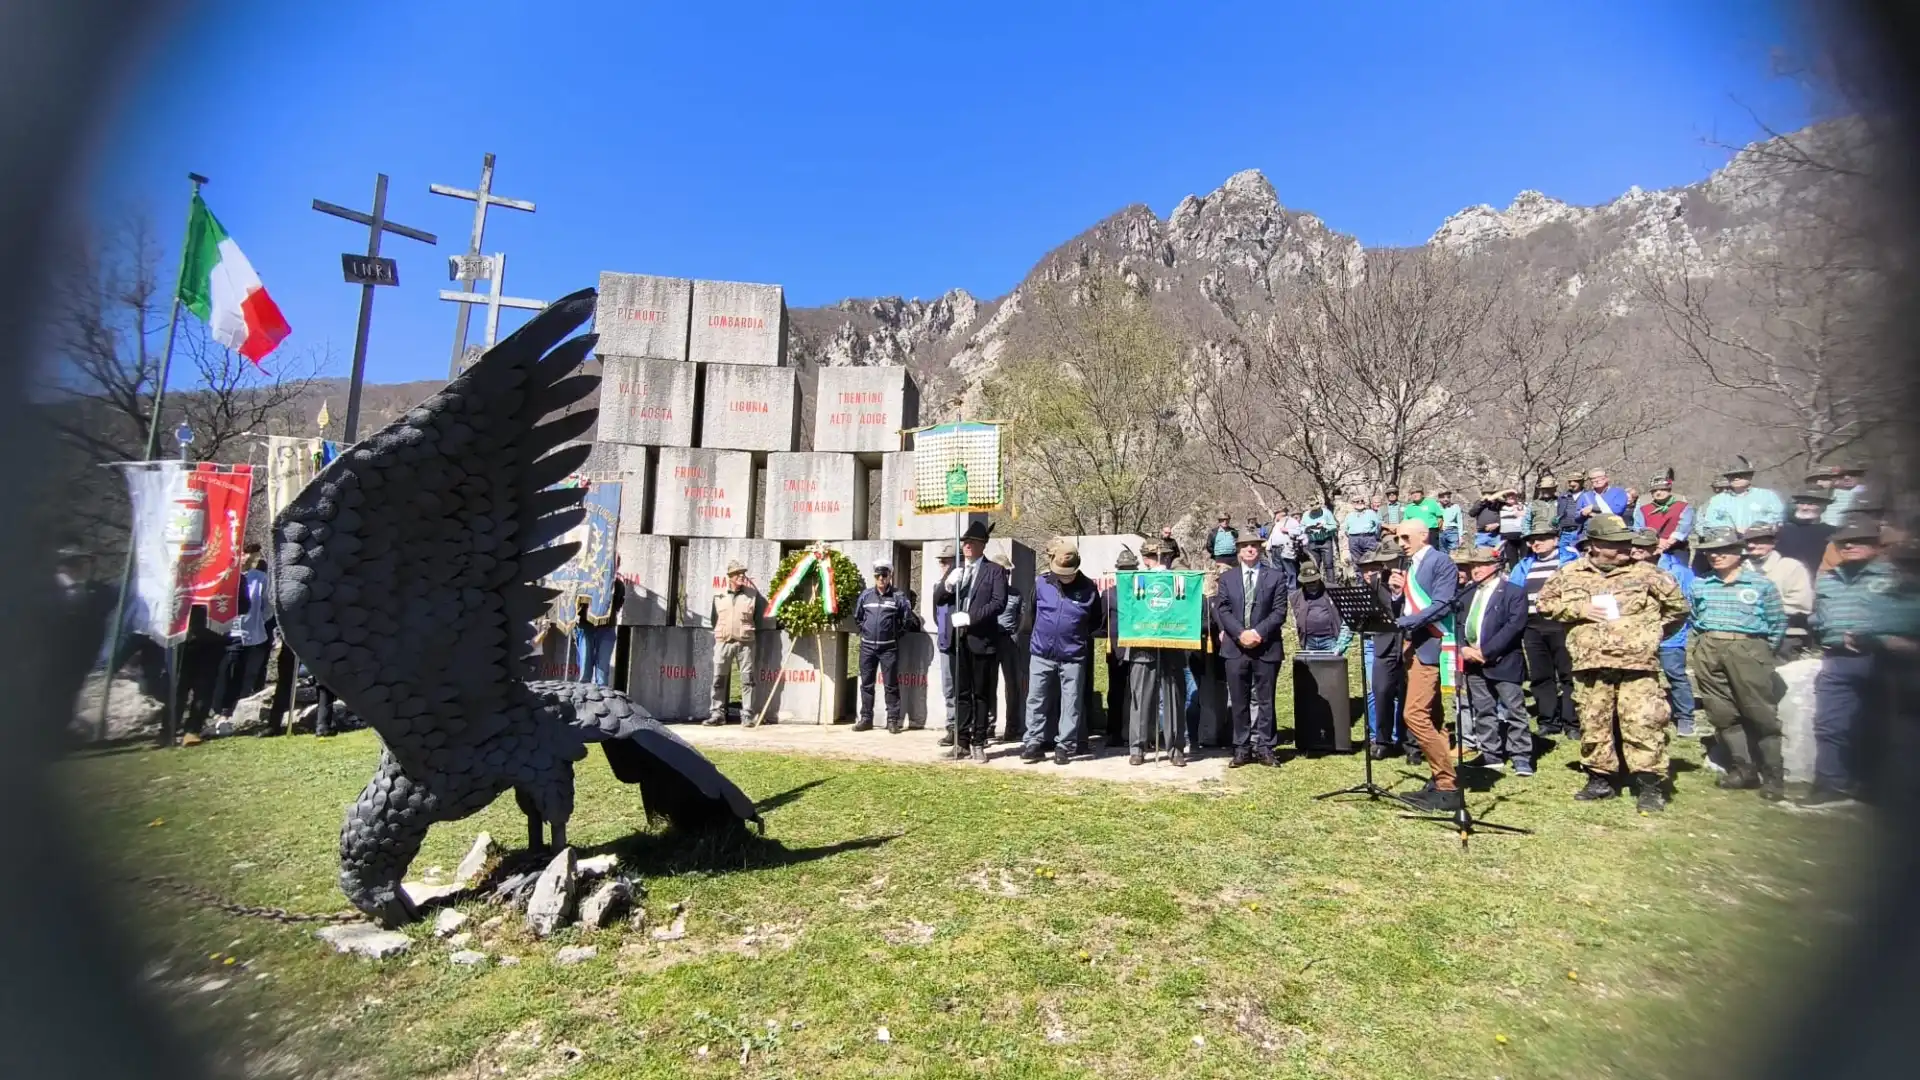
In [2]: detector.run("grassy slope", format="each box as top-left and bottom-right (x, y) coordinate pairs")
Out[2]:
(66, 723), (1862, 1080)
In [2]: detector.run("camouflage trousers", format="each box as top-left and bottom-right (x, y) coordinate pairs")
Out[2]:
(1572, 670), (1669, 777)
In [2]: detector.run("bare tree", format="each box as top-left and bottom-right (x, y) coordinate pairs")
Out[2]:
(983, 272), (1193, 536)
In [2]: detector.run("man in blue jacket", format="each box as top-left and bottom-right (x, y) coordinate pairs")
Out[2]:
(1454, 545), (1533, 775)
(1020, 542), (1105, 767)
(1392, 520), (1461, 809)
(1211, 529), (1288, 768)
(853, 560), (919, 734)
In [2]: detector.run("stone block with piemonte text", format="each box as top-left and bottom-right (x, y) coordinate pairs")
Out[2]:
(812, 366), (919, 454)
(679, 538), (780, 630)
(597, 354), (697, 447)
(699, 363), (799, 452)
(651, 447), (753, 539)
(763, 452), (868, 542)
(752, 631), (852, 724)
(613, 533), (673, 627)
(596, 272), (692, 361)
(625, 626), (715, 721)
(879, 450), (987, 542)
(690, 280), (786, 367)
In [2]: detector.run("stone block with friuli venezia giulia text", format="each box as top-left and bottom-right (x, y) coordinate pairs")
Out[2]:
(625, 626), (714, 721)
(699, 363), (799, 452)
(812, 366), (919, 453)
(597, 354), (696, 447)
(690, 279), (786, 367)
(763, 452), (868, 542)
(651, 447), (753, 539)
(595, 272), (692, 362)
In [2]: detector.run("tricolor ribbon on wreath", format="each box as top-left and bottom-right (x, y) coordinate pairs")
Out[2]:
(765, 545), (839, 618)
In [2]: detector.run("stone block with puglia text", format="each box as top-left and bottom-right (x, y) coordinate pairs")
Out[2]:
(763, 452), (868, 542)
(689, 279), (786, 367)
(596, 272), (692, 361)
(651, 447), (753, 538)
(699, 363), (799, 452)
(812, 366), (919, 453)
(626, 626), (714, 721)
(597, 354), (697, 447)
(679, 538), (779, 630)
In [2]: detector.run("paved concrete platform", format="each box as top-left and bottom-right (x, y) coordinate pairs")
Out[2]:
(671, 720), (1233, 788)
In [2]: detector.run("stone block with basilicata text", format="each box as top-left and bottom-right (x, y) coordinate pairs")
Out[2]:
(750, 631), (852, 724)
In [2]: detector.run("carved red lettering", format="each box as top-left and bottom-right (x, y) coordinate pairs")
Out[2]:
(783, 479), (818, 492)
(827, 412), (851, 426)
(660, 664), (696, 679)
(708, 315), (766, 329)
(619, 307), (667, 323)
(858, 412), (886, 424)
(674, 466), (706, 479)
(727, 400), (769, 413)
(837, 391), (881, 404)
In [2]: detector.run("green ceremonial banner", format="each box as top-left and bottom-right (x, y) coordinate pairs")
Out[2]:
(1115, 570), (1206, 649)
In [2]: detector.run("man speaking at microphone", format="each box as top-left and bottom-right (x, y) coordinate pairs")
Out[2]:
(1391, 520), (1462, 811)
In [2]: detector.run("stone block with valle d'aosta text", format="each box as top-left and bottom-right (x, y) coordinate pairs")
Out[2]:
(651, 447), (753, 538)
(699, 363), (799, 452)
(679, 538), (780, 630)
(689, 279), (786, 366)
(613, 533), (672, 627)
(763, 452), (868, 542)
(751, 631), (852, 724)
(879, 450), (986, 542)
(625, 626), (714, 721)
(813, 366), (919, 453)
(597, 355), (696, 447)
(596, 272), (692, 361)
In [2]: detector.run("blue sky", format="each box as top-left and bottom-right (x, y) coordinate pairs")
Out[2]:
(90, 0), (1812, 386)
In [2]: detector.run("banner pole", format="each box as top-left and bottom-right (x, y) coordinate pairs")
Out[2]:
(97, 172), (205, 743)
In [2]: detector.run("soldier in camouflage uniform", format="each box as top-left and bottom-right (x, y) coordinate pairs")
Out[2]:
(1535, 513), (1692, 811)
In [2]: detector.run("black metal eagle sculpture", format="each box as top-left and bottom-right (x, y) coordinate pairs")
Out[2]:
(271, 287), (760, 927)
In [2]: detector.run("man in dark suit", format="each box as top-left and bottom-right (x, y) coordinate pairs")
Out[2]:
(1211, 528), (1287, 767)
(1453, 545), (1534, 775)
(1392, 520), (1461, 809)
(932, 520), (1008, 762)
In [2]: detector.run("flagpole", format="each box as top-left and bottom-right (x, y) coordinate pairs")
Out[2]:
(96, 171), (207, 743)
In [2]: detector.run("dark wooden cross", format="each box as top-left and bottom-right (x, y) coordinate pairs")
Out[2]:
(312, 173), (437, 441)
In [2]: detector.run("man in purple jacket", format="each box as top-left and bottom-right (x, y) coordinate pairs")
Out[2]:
(1020, 542), (1105, 766)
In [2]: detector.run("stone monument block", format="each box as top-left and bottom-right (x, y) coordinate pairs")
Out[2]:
(812, 366), (919, 453)
(915, 538), (1034, 634)
(763, 452), (867, 542)
(751, 631), (852, 724)
(689, 280), (786, 367)
(625, 626), (714, 721)
(887, 632), (936, 726)
(878, 450), (986, 541)
(596, 272), (692, 361)
(831, 540), (908, 589)
(598, 354), (697, 447)
(582, 443), (653, 536)
(651, 448), (753, 538)
(613, 533), (673, 627)
(679, 538), (780, 630)
(1069, 534), (1148, 591)
(699, 364), (799, 452)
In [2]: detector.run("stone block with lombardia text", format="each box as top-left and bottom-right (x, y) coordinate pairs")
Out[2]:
(811, 366), (919, 453)
(651, 447), (753, 538)
(597, 354), (697, 447)
(763, 452), (868, 542)
(625, 626), (715, 721)
(878, 450), (987, 541)
(699, 363), (799, 452)
(752, 631), (852, 724)
(679, 538), (779, 630)
(596, 272), (692, 361)
(689, 280), (786, 367)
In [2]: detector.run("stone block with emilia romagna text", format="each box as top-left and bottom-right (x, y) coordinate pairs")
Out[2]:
(762, 452), (868, 542)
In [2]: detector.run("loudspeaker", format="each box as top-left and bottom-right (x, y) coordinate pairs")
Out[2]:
(1293, 653), (1353, 752)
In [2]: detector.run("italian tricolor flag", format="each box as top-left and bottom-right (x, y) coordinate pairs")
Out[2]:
(178, 194), (291, 364)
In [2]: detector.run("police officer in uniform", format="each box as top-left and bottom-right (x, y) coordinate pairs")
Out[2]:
(854, 560), (918, 733)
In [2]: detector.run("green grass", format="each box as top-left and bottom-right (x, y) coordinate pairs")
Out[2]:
(65, 719), (1862, 1080)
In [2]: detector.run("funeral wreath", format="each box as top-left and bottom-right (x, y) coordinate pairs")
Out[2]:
(766, 546), (865, 637)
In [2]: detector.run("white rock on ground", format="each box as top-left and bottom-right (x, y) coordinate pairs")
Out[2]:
(576, 854), (620, 878)
(449, 950), (488, 966)
(578, 878), (632, 929)
(454, 832), (497, 888)
(447, 932), (473, 948)
(432, 908), (469, 937)
(650, 902), (688, 942)
(553, 945), (598, 966)
(315, 924), (411, 959)
(401, 881), (460, 908)
(524, 847), (577, 938)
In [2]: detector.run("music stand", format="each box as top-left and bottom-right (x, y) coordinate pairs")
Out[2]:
(1313, 583), (1398, 803)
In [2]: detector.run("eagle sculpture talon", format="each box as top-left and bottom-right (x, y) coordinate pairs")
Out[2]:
(274, 289), (762, 925)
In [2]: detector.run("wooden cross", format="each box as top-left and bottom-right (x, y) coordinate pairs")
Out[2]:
(438, 251), (546, 371)
(431, 153), (536, 378)
(312, 173), (437, 441)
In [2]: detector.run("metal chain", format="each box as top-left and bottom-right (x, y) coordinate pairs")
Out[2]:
(135, 874), (365, 925)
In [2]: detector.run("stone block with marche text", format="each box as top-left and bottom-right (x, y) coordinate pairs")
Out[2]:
(690, 280), (786, 367)
(625, 626), (714, 721)
(597, 355), (697, 447)
(679, 538), (780, 630)
(596, 272), (692, 361)
(651, 447), (753, 538)
(751, 631), (852, 724)
(699, 363), (799, 452)
(763, 452), (868, 542)
(812, 366), (919, 454)
(879, 450), (986, 541)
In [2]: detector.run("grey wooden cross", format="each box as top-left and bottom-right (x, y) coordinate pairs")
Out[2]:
(431, 153), (536, 378)
(438, 251), (546, 370)
(312, 173), (437, 441)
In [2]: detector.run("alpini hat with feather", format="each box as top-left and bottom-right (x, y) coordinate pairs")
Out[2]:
(1585, 513), (1635, 543)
